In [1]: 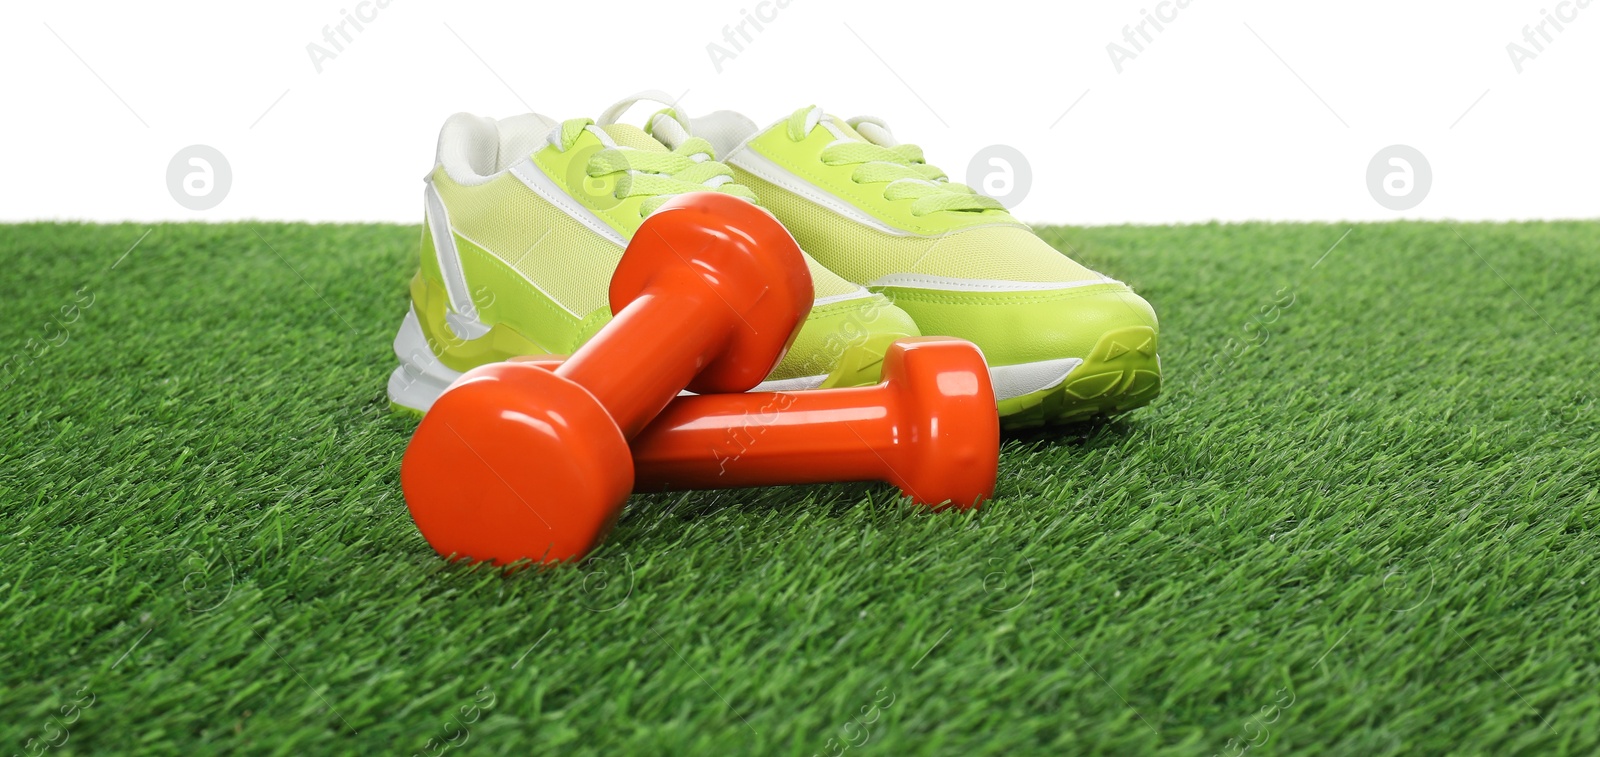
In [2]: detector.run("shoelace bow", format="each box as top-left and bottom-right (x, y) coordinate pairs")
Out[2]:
(558, 118), (756, 215)
(785, 107), (1004, 217)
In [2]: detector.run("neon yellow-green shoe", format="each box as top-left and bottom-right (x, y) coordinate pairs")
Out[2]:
(620, 97), (1160, 427)
(387, 108), (918, 414)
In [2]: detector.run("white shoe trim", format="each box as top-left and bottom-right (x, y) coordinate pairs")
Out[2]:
(450, 225), (583, 320)
(728, 149), (912, 237)
(812, 287), (877, 308)
(508, 157), (629, 248)
(868, 273), (1122, 293)
(989, 358), (1082, 401)
(424, 182), (484, 329)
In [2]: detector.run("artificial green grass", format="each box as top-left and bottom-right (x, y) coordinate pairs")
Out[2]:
(1, 220), (1597, 755)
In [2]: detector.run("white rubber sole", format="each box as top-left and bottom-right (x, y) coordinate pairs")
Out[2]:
(386, 307), (1082, 415)
(386, 309), (465, 413)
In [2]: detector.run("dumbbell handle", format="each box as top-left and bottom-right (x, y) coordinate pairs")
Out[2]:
(556, 284), (729, 438)
(631, 385), (905, 490)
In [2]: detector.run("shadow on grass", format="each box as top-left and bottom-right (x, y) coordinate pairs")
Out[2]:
(1003, 414), (1142, 449)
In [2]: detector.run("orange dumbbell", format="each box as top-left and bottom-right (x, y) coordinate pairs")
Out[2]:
(400, 192), (813, 565)
(512, 336), (1000, 509)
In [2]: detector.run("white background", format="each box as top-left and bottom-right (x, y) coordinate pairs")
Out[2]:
(3, 0), (1596, 225)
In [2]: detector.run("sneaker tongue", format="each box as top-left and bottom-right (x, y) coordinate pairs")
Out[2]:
(597, 124), (667, 153)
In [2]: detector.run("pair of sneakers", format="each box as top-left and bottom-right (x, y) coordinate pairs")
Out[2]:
(387, 91), (1160, 428)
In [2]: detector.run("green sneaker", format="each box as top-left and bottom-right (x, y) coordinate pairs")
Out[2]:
(387, 108), (918, 414)
(620, 96), (1161, 427)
